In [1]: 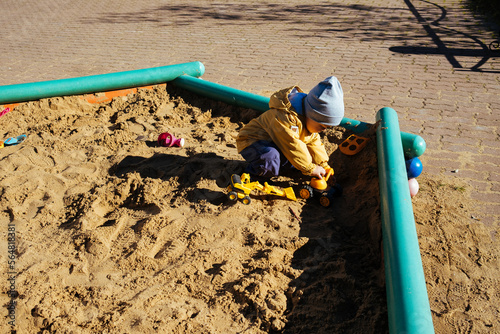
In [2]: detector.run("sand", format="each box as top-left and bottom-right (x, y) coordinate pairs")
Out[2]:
(0, 85), (498, 333)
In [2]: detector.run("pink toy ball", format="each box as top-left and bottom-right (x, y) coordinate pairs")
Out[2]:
(158, 132), (185, 148)
(408, 178), (419, 198)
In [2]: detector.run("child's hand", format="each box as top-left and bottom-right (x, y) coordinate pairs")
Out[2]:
(311, 166), (326, 179)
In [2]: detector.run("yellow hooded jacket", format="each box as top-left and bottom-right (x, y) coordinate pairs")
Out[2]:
(236, 86), (331, 175)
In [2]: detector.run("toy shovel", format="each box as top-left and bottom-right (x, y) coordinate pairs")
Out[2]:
(2, 134), (27, 148)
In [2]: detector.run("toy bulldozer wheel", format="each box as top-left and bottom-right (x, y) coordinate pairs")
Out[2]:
(299, 185), (313, 199)
(242, 196), (251, 205)
(319, 193), (332, 207)
(228, 191), (238, 202)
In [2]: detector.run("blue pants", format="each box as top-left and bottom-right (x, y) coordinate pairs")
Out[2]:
(240, 140), (294, 177)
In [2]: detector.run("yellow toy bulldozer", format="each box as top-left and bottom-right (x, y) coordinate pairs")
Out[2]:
(227, 173), (296, 205)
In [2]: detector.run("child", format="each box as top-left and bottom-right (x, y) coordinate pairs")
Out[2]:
(236, 76), (344, 179)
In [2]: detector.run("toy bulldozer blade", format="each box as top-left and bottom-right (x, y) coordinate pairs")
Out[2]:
(263, 183), (297, 201)
(284, 187), (297, 201)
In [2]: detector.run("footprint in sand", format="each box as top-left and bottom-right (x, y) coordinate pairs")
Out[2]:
(149, 217), (189, 260)
(61, 163), (99, 181)
(21, 146), (56, 168)
(0, 146), (53, 172)
(128, 211), (197, 261)
(79, 211), (130, 268)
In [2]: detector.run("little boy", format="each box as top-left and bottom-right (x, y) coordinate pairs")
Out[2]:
(236, 76), (344, 179)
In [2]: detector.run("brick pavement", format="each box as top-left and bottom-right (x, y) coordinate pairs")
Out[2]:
(0, 0), (499, 229)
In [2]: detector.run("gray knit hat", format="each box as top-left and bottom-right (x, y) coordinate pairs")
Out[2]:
(304, 76), (344, 126)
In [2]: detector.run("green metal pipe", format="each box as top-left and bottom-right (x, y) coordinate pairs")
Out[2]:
(376, 107), (434, 334)
(0, 62), (205, 104)
(172, 74), (270, 111)
(400, 131), (426, 159)
(172, 75), (426, 158)
(339, 117), (371, 133)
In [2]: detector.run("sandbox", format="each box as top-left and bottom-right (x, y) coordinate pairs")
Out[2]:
(0, 62), (434, 333)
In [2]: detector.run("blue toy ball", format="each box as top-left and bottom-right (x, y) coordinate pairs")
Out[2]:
(406, 157), (423, 179)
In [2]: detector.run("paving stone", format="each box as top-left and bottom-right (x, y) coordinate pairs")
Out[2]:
(0, 0), (498, 226)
